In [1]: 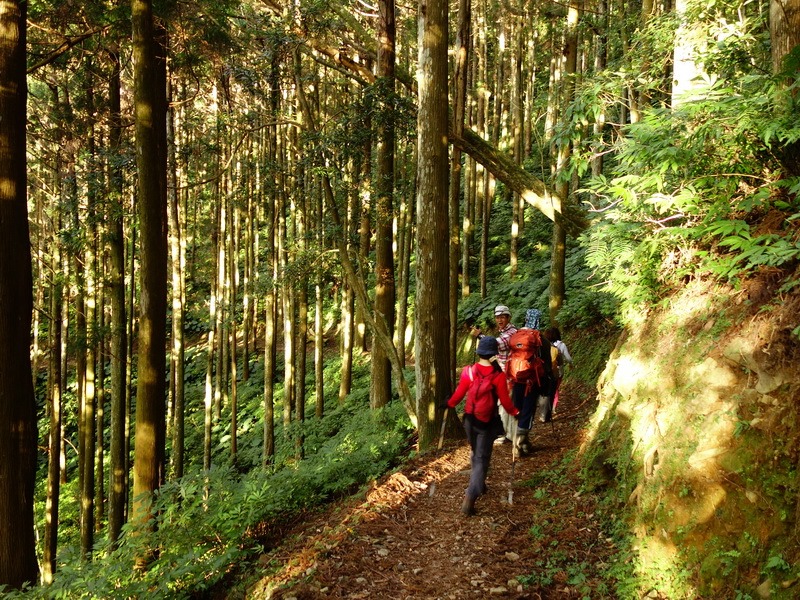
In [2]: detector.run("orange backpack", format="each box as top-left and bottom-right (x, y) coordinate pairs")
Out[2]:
(506, 328), (546, 389)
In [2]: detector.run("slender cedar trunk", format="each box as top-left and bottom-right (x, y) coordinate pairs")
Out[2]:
(397, 150), (416, 367)
(371, 0), (396, 409)
(263, 55), (280, 466)
(510, 18), (525, 279)
(167, 75), (185, 480)
(132, 0), (169, 553)
(43, 218), (63, 583)
(474, 5), (488, 298)
(550, 0), (582, 327)
(70, 95), (88, 532)
(592, 0), (608, 178)
(314, 175), (325, 418)
(203, 192), (219, 470)
(338, 155), (360, 403)
(81, 65), (98, 558)
(462, 40), (476, 300)
(125, 199), (136, 523)
(107, 48), (128, 546)
(280, 154), (295, 436)
(242, 192), (253, 382)
(293, 137), (308, 457)
(0, 1), (38, 587)
(229, 203), (239, 461)
(215, 184), (227, 422)
(416, 0), (452, 450)
(314, 258), (324, 418)
(96, 249), (107, 534)
(356, 110), (372, 353)
(449, 0), (470, 374)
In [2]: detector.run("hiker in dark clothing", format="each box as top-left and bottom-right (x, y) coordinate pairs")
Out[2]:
(443, 336), (519, 516)
(509, 309), (555, 455)
(543, 327), (572, 414)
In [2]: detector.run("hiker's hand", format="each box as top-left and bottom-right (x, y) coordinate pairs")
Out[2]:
(471, 326), (481, 337)
(438, 402), (450, 411)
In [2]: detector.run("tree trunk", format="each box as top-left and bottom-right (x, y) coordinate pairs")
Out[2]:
(131, 0), (168, 555)
(415, 0), (452, 450)
(449, 0), (470, 372)
(0, 1), (38, 587)
(81, 64), (98, 558)
(43, 217), (63, 583)
(549, 0), (582, 325)
(167, 74), (185, 480)
(371, 0), (397, 409)
(107, 48), (128, 546)
(770, 0), (800, 74)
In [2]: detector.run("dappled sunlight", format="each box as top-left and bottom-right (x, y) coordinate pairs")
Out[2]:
(665, 281), (717, 331)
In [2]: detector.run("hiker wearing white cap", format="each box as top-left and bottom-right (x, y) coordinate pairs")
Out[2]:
(470, 304), (518, 369)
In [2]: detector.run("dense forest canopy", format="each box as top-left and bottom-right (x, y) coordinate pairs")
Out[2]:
(0, 0), (798, 595)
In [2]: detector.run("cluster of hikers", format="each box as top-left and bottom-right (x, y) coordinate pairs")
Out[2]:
(441, 305), (573, 516)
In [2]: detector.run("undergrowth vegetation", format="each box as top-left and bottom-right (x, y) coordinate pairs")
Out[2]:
(19, 354), (414, 599)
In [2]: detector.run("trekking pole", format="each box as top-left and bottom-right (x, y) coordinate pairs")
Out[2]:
(508, 418), (517, 504)
(437, 407), (449, 451)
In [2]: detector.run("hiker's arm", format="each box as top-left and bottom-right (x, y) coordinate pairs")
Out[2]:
(446, 367), (472, 409)
(560, 343), (574, 365)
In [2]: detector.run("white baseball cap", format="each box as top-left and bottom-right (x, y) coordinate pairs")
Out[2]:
(494, 305), (511, 316)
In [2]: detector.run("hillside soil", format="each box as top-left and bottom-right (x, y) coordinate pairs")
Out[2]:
(242, 379), (619, 599)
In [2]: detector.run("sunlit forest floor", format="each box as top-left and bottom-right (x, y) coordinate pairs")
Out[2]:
(226, 377), (619, 599)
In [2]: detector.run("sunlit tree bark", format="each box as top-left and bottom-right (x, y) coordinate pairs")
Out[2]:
(415, 0), (451, 450)
(131, 0), (168, 555)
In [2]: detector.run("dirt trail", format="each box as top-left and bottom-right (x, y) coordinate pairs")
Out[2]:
(247, 381), (616, 599)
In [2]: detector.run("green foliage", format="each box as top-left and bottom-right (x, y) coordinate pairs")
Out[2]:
(30, 397), (412, 599)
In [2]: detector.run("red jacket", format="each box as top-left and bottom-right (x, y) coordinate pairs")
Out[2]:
(447, 363), (519, 422)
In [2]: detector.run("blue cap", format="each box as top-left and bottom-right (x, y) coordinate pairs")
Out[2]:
(477, 336), (498, 357)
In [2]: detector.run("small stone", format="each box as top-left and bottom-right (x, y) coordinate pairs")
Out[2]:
(377, 548), (389, 557)
(505, 551), (520, 561)
(756, 579), (772, 598)
(489, 587), (508, 594)
(356, 577), (368, 585)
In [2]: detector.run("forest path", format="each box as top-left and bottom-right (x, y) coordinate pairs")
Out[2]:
(246, 379), (616, 599)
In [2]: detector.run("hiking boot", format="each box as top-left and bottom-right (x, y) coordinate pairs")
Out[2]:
(461, 495), (476, 516)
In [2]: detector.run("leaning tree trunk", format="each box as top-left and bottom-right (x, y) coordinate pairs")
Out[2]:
(415, 0), (452, 450)
(0, 0), (38, 588)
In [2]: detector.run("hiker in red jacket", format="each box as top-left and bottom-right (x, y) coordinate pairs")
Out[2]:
(471, 304), (518, 443)
(442, 336), (520, 516)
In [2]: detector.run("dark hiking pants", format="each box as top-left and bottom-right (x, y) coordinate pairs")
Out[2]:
(463, 414), (500, 501)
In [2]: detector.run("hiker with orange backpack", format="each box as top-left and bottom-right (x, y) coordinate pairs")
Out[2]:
(441, 336), (520, 516)
(505, 309), (555, 455)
